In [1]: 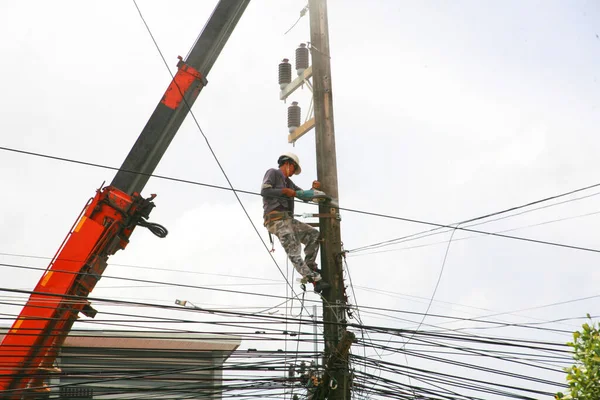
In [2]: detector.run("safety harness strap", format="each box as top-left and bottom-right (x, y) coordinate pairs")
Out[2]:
(263, 211), (291, 226)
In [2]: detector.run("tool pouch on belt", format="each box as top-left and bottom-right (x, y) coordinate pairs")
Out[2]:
(263, 211), (291, 227)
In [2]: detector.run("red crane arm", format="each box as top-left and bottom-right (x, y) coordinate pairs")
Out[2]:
(0, 1), (250, 398)
(0, 186), (158, 398)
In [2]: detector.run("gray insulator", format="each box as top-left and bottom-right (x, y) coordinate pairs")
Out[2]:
(288, 101), (301, 133)
(278, 58), (292, 89)
(295, 43), (309, 76)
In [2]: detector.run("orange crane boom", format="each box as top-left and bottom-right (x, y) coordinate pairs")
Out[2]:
(0, 1), (250, 398)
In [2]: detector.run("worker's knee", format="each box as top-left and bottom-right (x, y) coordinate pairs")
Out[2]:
(289, 253), (304, 265)
(309, 227), (319, 240)
(280, 232), (300, 252)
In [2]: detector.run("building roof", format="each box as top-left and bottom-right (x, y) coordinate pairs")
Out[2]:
(0, 329), (241, 354)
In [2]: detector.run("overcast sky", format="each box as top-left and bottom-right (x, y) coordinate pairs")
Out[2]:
(0, 0), (599, 398)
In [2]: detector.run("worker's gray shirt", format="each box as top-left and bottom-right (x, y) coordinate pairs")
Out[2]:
(261, 168), (302, 216)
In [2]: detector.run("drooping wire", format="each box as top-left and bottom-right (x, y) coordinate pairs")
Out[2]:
(284, 4), (308, 35)
(131, 0), (312, 313)
(407, 225), (459, 342)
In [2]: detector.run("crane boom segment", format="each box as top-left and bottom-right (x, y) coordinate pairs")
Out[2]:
(0, 1), (250, 398)
(111, 0), (250, 195)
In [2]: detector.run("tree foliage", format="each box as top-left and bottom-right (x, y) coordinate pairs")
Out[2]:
(556, 316), (600, 400)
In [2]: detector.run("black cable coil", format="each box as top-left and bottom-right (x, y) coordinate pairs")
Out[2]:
(137, 219), (168, 238)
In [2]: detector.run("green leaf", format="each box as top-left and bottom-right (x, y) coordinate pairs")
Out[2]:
(561, 319), (600, 399)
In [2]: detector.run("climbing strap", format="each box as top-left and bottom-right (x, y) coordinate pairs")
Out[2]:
(268, 231), (275, 253)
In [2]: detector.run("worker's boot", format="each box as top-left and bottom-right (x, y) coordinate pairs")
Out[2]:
(307, 263), (321, 275)
(307, 272), (330, 293)
(313, 280), (330, 293)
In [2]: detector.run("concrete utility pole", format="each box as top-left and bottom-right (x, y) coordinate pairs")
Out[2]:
(308, 1), (353, 399)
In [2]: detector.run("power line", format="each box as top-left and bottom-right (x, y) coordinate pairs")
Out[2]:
(0, 280), (579, 350)
(339, 204), (600, 254)
(0, 250), (282, 283)
(0, 259), (591, 339)
(349, 209), (600, 258)
(0, 282), (575, 399)
(2, 143), (600, 257)
(348, 181), (600, 254)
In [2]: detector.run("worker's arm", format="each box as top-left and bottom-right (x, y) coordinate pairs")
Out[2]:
(289, 180), (303, 192)
(261, 168), (296, 198)
(295, 182), (330, 202)
(289, 180), (319, 193)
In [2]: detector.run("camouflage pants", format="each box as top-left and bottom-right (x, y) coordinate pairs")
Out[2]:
(267, 218), (321, 281)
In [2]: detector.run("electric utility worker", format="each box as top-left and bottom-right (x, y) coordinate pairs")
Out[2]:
(261, 152), (330, 293)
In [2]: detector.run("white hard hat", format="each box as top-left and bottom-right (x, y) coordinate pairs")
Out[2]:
(278, 152), (301, 175)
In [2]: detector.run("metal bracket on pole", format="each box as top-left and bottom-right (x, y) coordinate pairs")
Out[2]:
(300, 207), (341, 229)
(301, 212), (340, 220)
